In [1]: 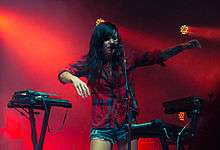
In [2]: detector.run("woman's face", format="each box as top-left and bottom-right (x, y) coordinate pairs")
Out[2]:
(102, 31), (119, 61)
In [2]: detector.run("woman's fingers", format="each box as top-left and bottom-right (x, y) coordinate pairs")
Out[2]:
(189, 39), (201, 48)
(74, 82), (90, 98)
(76, 84), (84, 98)
(75, 85), (82, 96)
(83, 84), (90, 96)
(80, 84), (88, 98)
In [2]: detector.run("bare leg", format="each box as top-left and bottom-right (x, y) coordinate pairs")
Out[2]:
(90, 139), (112, 150)
(117, 139), (138, 150)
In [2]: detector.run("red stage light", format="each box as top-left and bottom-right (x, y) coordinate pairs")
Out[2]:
(190, 26), (220, 40)
(179, 24), (220, 41)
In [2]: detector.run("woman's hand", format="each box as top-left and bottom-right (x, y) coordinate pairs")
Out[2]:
(59, 71), (90, 98)
(183, 39), (202, 49)
(71, 76), (90, 98)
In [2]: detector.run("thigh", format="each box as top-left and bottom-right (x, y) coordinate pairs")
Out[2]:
(90, 139), (112, 150)
(117, 139), (138, 150)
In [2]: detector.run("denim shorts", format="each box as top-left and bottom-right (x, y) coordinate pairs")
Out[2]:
(90, 124), (129, 144)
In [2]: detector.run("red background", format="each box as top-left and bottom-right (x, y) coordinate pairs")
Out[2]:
(0, 0), (219, 149)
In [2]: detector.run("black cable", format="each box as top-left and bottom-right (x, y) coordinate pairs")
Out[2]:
(41, 97), (68, 134)
(176, 121), (190, 150)
(48, 109), (68, 134)
(14, 108), (29, 119)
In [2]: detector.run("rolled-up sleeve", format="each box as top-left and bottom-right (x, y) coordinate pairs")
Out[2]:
(57, 66), (76, 84)
(58, 60), (88, 84)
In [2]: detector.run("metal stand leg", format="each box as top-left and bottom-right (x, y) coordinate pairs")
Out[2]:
(29, 108), (38, 150)
(160, 135), (169, 150)
(38, 107), (51, 150)
(28, 107), (51, 150)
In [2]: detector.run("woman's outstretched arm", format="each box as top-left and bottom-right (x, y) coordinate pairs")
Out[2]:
(129, 39), (201, 70)
(160, 39), (201, 61)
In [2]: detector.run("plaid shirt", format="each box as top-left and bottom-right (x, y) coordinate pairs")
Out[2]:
(59, 50), (164, 128)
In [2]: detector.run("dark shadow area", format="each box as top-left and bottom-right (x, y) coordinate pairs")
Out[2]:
(189, 81), (220, 150)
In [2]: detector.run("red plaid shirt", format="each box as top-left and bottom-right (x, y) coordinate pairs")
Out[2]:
(59, 50), (164, 128)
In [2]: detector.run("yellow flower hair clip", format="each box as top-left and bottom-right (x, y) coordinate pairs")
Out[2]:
(96, 18), (106, 26)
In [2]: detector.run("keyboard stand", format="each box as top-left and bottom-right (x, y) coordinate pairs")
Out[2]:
(159, 134), (169, 150)
(7, 90), (72, 150)
(28, 107), (51, 150)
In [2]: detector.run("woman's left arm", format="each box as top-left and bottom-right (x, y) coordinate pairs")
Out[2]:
(160, 39), (201, 61)
(128, 39), (201, 70)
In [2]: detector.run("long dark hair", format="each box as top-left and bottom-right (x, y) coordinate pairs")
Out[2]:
(72, 22), (124, 84)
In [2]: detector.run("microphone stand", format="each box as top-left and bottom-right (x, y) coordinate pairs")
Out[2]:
(122, 53), (136, 150)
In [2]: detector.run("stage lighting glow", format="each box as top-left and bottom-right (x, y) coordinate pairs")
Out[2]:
(180, 25), (189, 35)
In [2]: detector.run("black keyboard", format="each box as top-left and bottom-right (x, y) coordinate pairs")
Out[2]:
(8, 89), (72, 109)
(163, 96), (205, 114)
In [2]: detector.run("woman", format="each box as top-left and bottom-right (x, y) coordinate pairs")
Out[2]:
(58, 20), (201, 150)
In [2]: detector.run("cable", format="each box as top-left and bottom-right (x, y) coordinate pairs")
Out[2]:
(48, 109), (68, 134)
(14, 108), (29, 119)
(176, 121), (191, 150)
(163, 128), (171, 140)
(41, 97), (69, 134)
